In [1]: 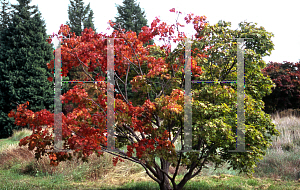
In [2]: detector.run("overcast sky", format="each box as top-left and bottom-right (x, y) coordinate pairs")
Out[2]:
(8, 0), (300, 64)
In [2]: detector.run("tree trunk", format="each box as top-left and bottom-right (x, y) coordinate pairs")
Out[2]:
(175, 175), (191, 190)
(158, 174), (173, 190)
(158, 171), (190, 190)
(156, 158), (193, 190)
(158, 158), (173, 190)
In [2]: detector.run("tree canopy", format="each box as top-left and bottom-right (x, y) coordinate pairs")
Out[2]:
(0, 0), (12, 32)
(64, 0), (97, 110)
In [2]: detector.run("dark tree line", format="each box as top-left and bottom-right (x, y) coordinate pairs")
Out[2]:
(0, 0), (55, 138)
(0, 0), (98, 138)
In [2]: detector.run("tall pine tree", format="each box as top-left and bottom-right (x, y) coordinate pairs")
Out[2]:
(0, 0), (12, 32)
(82, 3), (95, 33)
(0, 0), (55, 138)
(0, 0), (12, 71)
(66, 0), (96, 36)
(112, 0), (154, 106)
(112, 0), (152, 41)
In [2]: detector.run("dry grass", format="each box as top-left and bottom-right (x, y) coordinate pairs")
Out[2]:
(271, 108), (300, 119)
(0, 146), (35, 170)
(269, 114), (300, 151)
(252, 111), (300, 181)
(0, 125), (156, 188)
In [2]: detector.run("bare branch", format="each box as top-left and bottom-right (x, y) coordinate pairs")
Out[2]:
(190, 144), (215, 179)
(114, 71), (126, 85)
(67, 51), (94, 81)
(115, 125), (135, 144)
(123, 56), (140, 76)
(114, 72), (129, 105)
(172, 149), (183, 181)
(124, 62), (130, 100)
(171, 127), (182, 145)
(122, 123), (141, 143)
(123, 37), (144, 76)
(80, 63), (94, 81)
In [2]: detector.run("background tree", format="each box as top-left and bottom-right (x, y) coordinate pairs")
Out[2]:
(9, 9), (280, 190)
(0, 0), (12, 33)
(66, 0), (96, 36)
(262, 61), (300, 113)
(112, 0), (153, 45)
(112, 0), (154, 105)
(0, 0), (54, 138)
(0, 0), (12, 70)
(82, 5), (95, 33)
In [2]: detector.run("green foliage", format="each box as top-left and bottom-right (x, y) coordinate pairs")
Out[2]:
(112, 0), (150, 37)
(157, 20), (280, 177)
(0, 0), (54, 138)
(0, 0), (12, 32)
(262, 61), (300, 113)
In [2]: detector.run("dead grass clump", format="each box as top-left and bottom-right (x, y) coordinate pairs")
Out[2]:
(88, 152), (151, 187)
(272, 109), (300, 119)
(8, 128), (32, 141)
(270, 115), (300, 151)
(0, 146), (35, 170)
(253, 111), (300, 181)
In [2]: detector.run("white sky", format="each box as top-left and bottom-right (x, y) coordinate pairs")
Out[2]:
(8, 0), (300, 64)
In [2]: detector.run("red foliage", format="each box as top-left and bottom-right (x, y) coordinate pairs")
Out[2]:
(8, 9), (210, 166)
(262, 61), (300, 113)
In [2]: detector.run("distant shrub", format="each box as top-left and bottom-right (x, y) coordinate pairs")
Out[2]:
(262, 61), (300, 113)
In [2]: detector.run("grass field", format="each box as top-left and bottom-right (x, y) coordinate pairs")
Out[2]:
(1, 112), (300, 189)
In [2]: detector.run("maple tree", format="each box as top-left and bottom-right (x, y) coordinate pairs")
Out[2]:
(8, 8), (280, 190)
